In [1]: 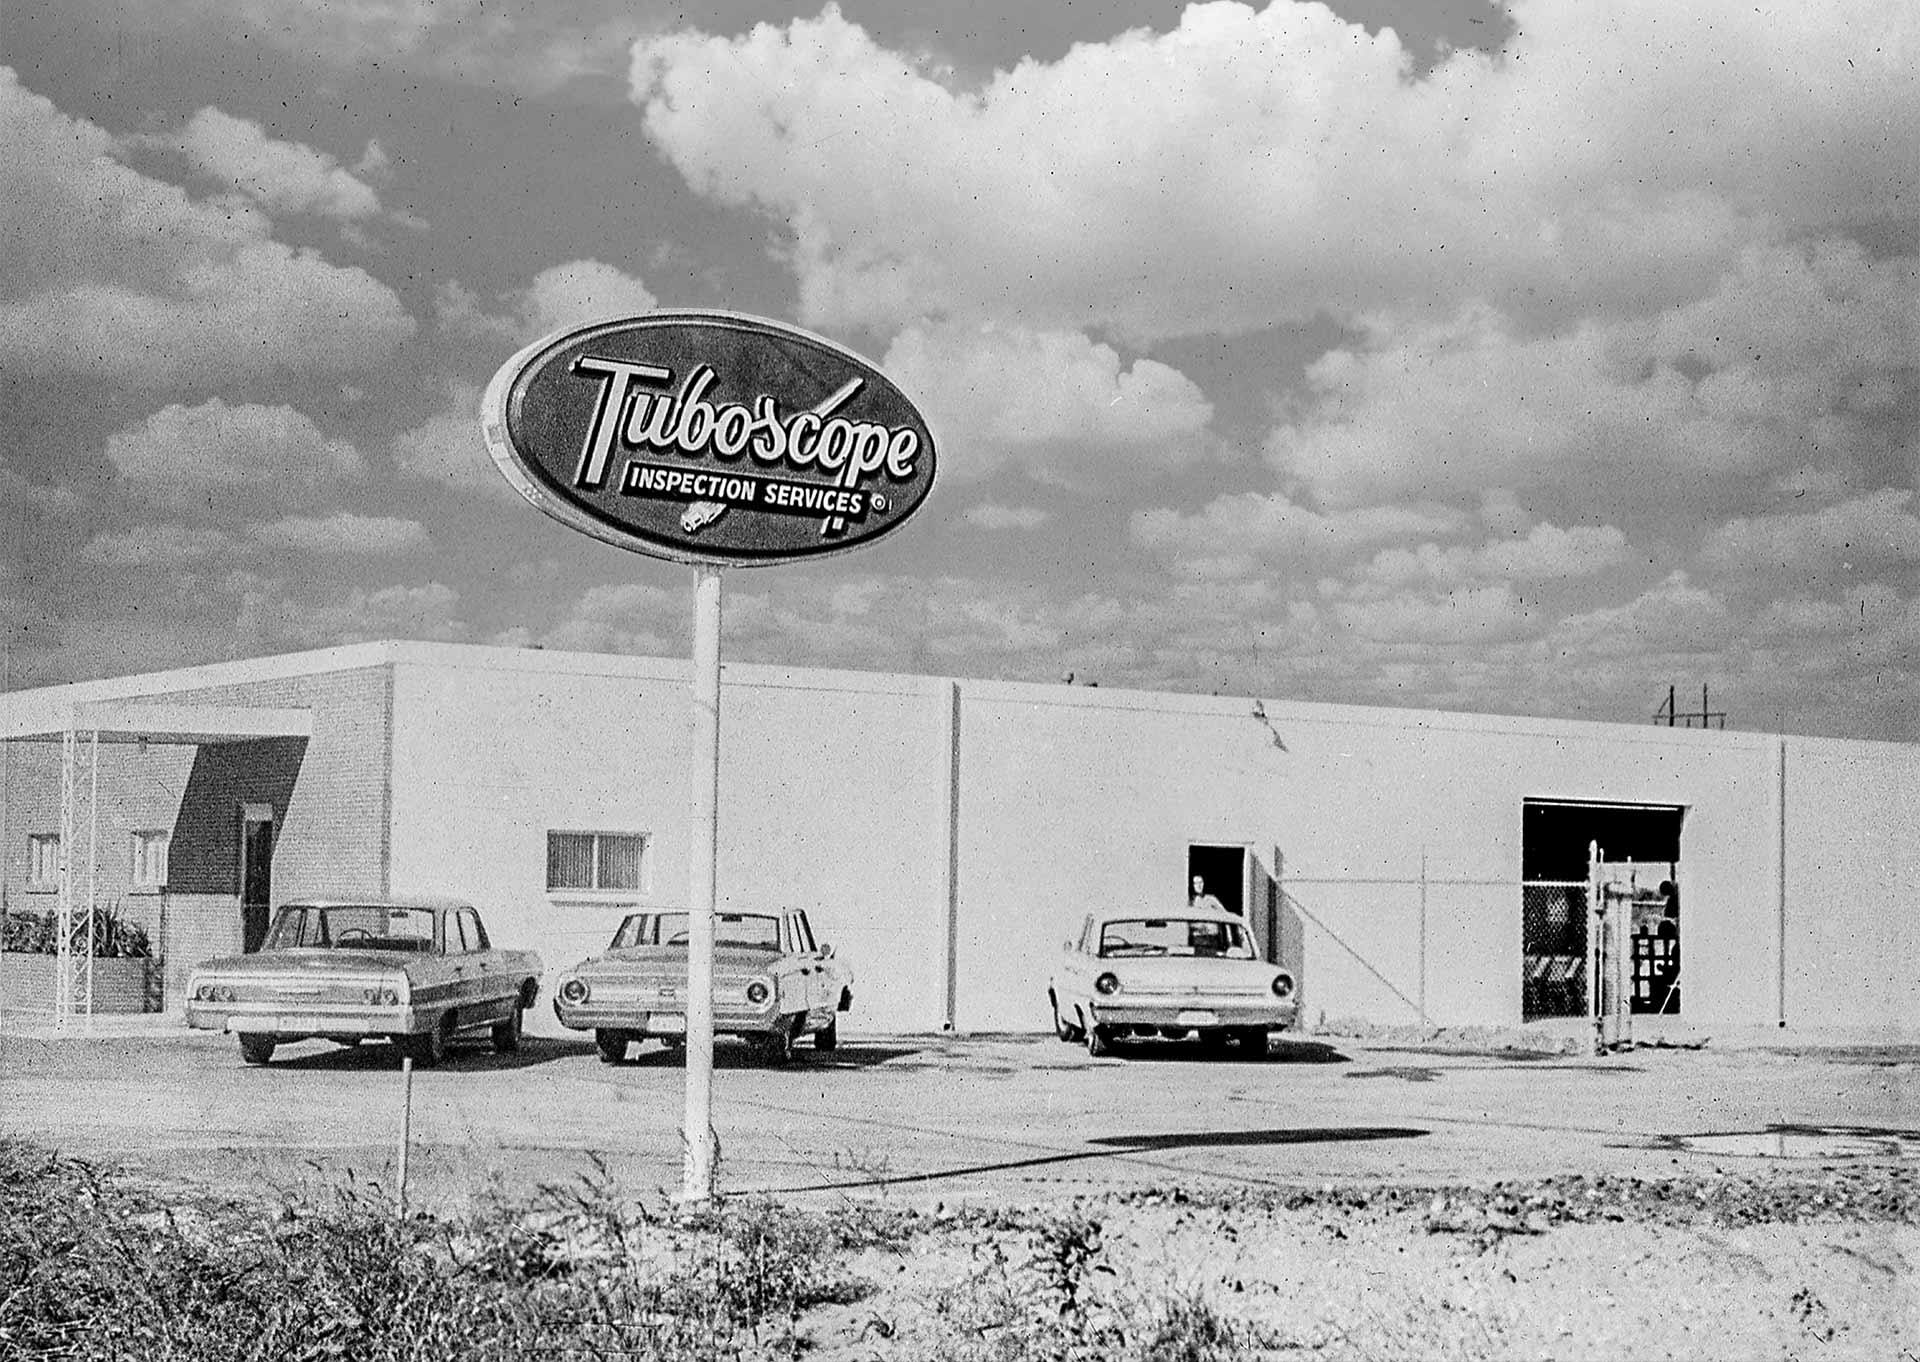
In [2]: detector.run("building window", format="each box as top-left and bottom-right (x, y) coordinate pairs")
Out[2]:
(131, 830), (171, 890)
(547, 831), (647, 894)
(27, 834), (60, 890)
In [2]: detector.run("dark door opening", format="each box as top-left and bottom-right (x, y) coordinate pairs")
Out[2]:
(240, 805), (275, 953)
(1186, 844), (1247, 916)
(1520, 800), (1683, 1020)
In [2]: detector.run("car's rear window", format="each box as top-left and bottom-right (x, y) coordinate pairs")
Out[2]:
(1098, 918), (1252, 959)
(265, 906), (439, 953)
(613, 912), (782, 950)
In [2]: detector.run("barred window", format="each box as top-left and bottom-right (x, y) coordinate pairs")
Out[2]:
(547, 831), (647, 893)
(131, 830), (171, 889)
(27, 834), (60, 890)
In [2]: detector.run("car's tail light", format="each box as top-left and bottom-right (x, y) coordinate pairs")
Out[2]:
(1094, 972), (1121, 996)
(745, 980), (770, 1005)
(1272, 972), (1295, 999)
(560, 978), (590, 1005)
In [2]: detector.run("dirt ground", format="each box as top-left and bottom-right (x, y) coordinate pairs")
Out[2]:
(4, 1018), (1915, 1357)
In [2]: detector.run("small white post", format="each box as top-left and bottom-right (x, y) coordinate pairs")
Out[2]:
(683, 564), (723, 1201)
(396, 1055), (414, 1218)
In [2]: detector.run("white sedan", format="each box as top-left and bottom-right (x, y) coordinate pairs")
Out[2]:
(1047, 908), (1297, 1057)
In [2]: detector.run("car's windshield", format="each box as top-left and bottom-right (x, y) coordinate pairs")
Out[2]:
(613, 912), (782, 951)
(264, 905), (439, 953)
(1098, 918), (1253, 959)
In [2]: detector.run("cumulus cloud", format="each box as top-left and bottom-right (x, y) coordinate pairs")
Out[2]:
(251, 513), (432, 556)
(167, 107), (382, 219)
(1701, 490), (1920, 581)
(628, 1), (1918, 339)
(438, 259), (660, 343)
(1357, 523), (1631, 591)
(882, 322), (1215, 483)
(532, 582), (680, 655)
(0, 68), (414, 386)
(105, 400), (368, 519)
(232, 576), (471, 650)
(1132, 492), (1465, 579)
(79, 525), (235, 568)
(965, 503), (1051, 531)
(390, 381), (522, 500)
(1333, 584), (1537, 645)
(1268, 242), (1917, 511)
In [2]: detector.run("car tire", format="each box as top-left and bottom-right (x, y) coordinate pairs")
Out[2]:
(814, 1017), (839, 1052)
(491, 1003), (524, 1054)
(1235, 1027), (1270, 1055)
(1086, 1023), (1111, 1058)
(595, 1029), (628, 1064)
(1050, 992), (1084, 1042)
(239, 1035), (276, 1066)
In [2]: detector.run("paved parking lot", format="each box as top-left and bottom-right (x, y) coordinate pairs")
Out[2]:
(2, 1023), (1914, 1209)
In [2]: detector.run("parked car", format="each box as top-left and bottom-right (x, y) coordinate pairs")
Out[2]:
(553, 907), (851, 1064)
(1048, 908), (1297, 1057)
(184, 896), (543, 1067)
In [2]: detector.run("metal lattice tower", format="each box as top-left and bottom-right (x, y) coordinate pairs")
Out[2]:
(53, 725), (99, 1023)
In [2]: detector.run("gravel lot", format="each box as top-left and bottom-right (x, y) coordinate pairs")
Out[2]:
(4, 1021), (1914, 1358)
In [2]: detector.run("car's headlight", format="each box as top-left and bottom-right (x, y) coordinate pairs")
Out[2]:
(745, 980), (770, 1005)
(362, 986), (402, 1006)
(1094, 972), (1121, 996)
(196, 983), (235, 1003)
(559, 978), (590, 1005)
(1271, 972), (1295, 999)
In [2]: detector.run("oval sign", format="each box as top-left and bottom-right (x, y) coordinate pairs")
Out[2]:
(481, 310), (937, 566)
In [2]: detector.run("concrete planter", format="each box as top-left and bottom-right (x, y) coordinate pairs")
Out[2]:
(0, 952), (164, 1015)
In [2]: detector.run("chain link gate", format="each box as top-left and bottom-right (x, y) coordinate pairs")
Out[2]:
(1521, 879), (1588, 1021)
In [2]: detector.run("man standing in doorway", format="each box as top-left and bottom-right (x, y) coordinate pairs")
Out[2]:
(1189, 875), (1226, 913)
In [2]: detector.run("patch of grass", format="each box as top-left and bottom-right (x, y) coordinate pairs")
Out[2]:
(0, 1138), (885, 1361)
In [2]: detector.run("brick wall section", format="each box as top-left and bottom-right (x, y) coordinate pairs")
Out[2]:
(0, 666), (393, 1009)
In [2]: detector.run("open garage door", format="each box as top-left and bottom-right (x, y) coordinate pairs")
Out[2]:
(1521, 800), (1683, 1021)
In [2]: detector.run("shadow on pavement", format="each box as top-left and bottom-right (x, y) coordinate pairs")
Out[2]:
(1345, 1061), (1644, 1083)
(1087, 1036), (1350, 1065)
(765, 1124), (1427, 1194)
(260, 1035), (584, 1073)
(610, 1040), (924, 1071)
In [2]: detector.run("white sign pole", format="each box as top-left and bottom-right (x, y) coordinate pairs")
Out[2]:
(683, 563), (723, 1201)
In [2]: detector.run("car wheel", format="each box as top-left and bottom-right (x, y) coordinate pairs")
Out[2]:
(1235, 1027), (1270, 1055)
(1086, 1023), (1111, 1058)
(1199, 1028), (1233, 1052)
(814, 1017), (839, 1052)
(409, 1015), (451, 1067)
(595, 1029), (628, 1064)
(491, 1003), (524, 1054)
(239, 1035), (276, 1066)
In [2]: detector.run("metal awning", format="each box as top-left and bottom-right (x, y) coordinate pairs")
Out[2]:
(0, 701), (312, 744)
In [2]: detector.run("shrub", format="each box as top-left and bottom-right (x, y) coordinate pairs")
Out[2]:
(0, 905), (152, 958)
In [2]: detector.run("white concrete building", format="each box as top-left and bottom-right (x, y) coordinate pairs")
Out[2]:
(3, 640), (1914, 1035)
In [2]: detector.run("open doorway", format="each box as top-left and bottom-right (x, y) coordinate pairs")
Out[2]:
(1186, 843), (1246, 916)
(1520, 800), (1683, 1019)
(240, 803), (275, 953)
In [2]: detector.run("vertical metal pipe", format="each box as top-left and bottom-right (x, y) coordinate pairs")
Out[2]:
(683, 565), (723, 1201)
(84, 729), (98, 1016)
(1417, 847), (1428, 1024)
(942, 681), (961, 1032)
(1776, 738), (1788, 1028)
(397, 1055), (414, 1218)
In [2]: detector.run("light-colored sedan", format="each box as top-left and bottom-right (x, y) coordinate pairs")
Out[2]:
(185, 896), (544, 1067)
(1048, 908), (1297, 1057)
(553, 907), (851, 1064)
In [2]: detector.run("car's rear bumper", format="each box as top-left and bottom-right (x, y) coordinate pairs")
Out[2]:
(1089, 1000), (1297, 1030)
(185, 1003), (429, 1036)
(553, 1001), (781, 1036)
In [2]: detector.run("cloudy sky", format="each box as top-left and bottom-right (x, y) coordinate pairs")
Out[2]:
(2, 0), (1914, 739)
